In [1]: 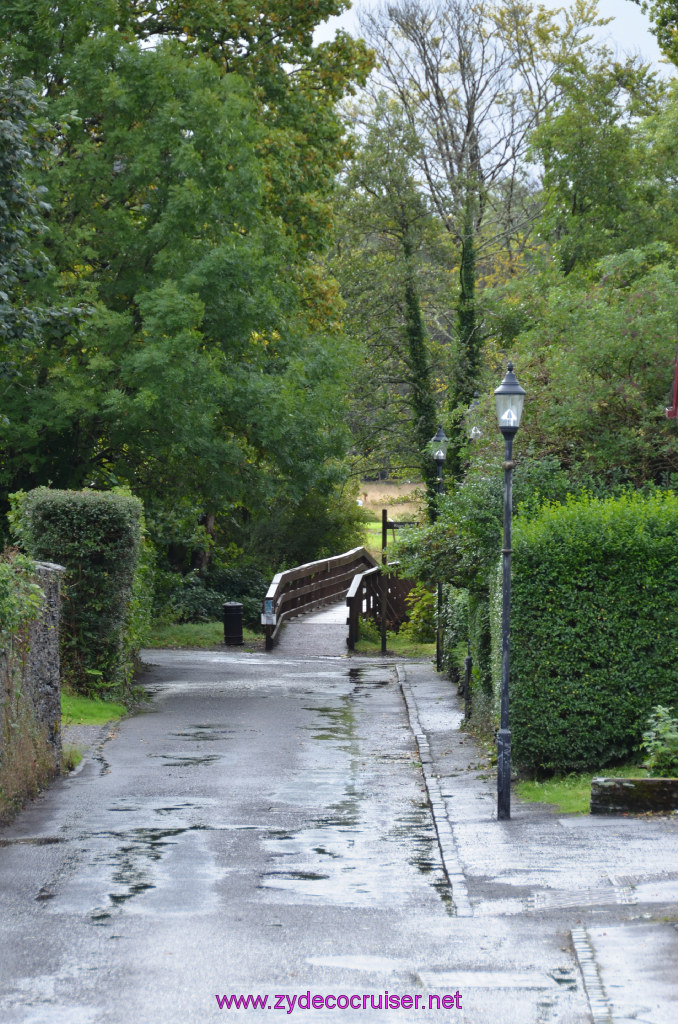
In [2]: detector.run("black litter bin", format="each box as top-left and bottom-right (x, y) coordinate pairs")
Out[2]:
(223, 601), (244, 646)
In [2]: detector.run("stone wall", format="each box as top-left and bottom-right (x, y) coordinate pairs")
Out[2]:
(0, 561), (65, 823)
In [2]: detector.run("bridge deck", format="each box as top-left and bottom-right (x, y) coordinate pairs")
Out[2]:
(274, 601), (348, 658)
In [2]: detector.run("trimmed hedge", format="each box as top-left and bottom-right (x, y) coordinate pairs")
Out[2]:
(501, 491), (678, 774)
(9, 488), (143, 696)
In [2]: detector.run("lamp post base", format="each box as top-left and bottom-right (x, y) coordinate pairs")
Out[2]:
(497, 728), (511, 820)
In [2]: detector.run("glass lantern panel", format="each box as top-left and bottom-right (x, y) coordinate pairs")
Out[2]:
(495, 392), (525, 429)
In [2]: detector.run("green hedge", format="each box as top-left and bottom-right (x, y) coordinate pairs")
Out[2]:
(501, 491), (678, 773)
(9, 488), (143, 697)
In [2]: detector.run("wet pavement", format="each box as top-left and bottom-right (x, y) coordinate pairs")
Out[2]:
(0, 623), (676, 1023)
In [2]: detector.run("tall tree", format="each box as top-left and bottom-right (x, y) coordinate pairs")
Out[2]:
(529, 54), (664, 273)
(333, 97), (444, 513)
(0, 3), (374, 567)
(358, 0), (604, 473)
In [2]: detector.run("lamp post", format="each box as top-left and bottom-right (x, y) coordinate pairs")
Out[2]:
(463, 392), (482, 717)
(494, 362), (526, 821)
(430, 424), (448, 672)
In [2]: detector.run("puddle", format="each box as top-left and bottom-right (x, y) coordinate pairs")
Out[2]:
(148, 753), (221, 767)
(0, 836), (64, 847)
(548, 967), (578, 991)
(88, 826), (206, 923)
(170, 724), (235, 742)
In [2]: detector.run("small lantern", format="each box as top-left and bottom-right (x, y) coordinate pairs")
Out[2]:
(494, 362), (526, 435)
(468, 391), (482, 440)
(430, 424), (449, 464)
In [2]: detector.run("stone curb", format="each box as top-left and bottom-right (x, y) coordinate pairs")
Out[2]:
(396, 664), (473, 918)
(571, 926), (614, 1024)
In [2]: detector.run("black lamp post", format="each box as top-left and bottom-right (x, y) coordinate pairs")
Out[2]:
(494, 362), (526, 821)
(430, 424), (448, 672)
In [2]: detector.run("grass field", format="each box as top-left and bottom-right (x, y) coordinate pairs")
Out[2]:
(360, 480), (424, 521)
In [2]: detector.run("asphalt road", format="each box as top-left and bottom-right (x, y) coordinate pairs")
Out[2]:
(0, 646), (675, 1024)
(0, 650), (478, 1023)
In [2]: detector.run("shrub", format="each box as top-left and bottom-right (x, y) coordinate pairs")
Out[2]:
(399, 582), (436, 643)
(153, 560), (266, 630)
(642, 705), (678, 778)
(9, 488), (143, 697)
(500, 491), (678, 774)
(441, 586), (469, 680)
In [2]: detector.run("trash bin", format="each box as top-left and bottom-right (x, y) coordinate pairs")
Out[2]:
(223, 601), (244, 646)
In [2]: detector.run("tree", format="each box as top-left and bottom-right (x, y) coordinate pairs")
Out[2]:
(0, 73), (82, 463)
(529, 54), (664, 273)
(358, 0), (605, 472)
(0, 3), (374, 569)
(332, 96), (446, 513)
(635, 1), (678, 64)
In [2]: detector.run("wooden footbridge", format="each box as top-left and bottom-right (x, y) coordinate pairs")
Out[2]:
(261, 545), (413, 652)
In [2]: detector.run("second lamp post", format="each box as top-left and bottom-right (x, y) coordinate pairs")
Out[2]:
(431, 424), (449, 672)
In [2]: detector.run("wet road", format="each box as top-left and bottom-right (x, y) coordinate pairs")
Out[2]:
(0, 651), (469, 1023)
(1, 648), (674, 1023)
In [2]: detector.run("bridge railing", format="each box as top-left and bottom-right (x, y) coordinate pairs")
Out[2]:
(262, 546), (378, 650)
(346, 563), (413, 650)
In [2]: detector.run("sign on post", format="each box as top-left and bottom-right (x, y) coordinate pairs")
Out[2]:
(261, 598), (276, 626)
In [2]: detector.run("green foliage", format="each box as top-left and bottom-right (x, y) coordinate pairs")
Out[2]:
(636, 2), (678, 65)
(503, 491), (678, 774)
(399, 582), (435, 643)
(0, 548), (52, 823)
(331, 95), (442, 501)
(0, 3), (373, 575)
(394, 455), (581, 593)
(441, 587), (469, 679)
(642, 705), (678, 777)
(530, 54), (663, 273)
(0, 550), (42, 643)
(153, 560), (267, 629)
(9, 488), (143, 697)
(122, 532), (156, 672)
(353, 616), (435, 658)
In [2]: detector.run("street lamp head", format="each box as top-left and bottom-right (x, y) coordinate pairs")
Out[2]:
(430, 424), (449, 463)
(494, 361), (526, 436)
(468, 391), (482, 440)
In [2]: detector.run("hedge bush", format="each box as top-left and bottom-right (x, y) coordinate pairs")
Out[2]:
(9, 488), (143, 697)
(501, 491), (678, 774)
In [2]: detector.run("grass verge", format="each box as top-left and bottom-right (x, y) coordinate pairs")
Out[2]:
(61, 692), (127, 726)
(143, 619), (262, 650)
(60, 691), (127, 775)
(516, 763), (648, 815)
(354, 626), (435, 660)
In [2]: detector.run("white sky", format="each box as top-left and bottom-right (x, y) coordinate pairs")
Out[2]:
(315, 0), (671, 74)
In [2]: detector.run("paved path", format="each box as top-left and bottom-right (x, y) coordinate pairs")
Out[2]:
(0, 608), (676, 1023)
